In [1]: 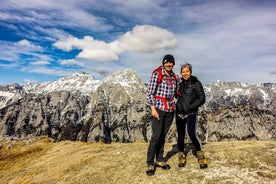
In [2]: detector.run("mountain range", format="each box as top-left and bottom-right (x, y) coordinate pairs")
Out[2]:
(0, 70), (275, 142)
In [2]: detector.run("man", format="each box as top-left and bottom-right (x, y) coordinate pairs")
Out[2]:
(146, 54), (178, 176)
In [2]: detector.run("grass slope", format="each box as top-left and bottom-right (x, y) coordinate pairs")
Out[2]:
(0, 137), (275, 184)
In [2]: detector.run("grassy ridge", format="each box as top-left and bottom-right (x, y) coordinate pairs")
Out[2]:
(0, 137), (275, 184)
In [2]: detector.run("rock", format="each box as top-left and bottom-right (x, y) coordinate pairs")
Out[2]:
(0, 71), (275, 143)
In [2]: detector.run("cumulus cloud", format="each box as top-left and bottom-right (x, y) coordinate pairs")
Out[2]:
(117, 25), (177, 52)
(53, 25), (177, 62)
(77, 49), (119, 62)
(53, 36), (120, 61)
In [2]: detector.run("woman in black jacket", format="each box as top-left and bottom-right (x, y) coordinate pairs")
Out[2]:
(176, 63), (207, 169)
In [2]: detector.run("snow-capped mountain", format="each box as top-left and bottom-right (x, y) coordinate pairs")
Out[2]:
(1, 71), (274, 110)
(98, 69), (147, 102)
(100, 69), (145, 89)
(204, 80), (275, 112)
(24, 71), (101, 95)
(0, 69), (148, 109)
(0, 84), (25, 109)
(0, 71), (100, 109)
(1, 71), (275, 116)
(0, 70), (275, 142)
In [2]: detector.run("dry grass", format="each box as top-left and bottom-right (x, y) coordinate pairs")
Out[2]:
(0, 137), (275, 184)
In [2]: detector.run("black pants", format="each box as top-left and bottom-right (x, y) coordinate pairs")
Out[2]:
(146, 109), (174, 166)
(176, 114), (202, 152)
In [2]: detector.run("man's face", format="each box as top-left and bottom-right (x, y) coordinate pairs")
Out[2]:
(163, 62), (174, 73)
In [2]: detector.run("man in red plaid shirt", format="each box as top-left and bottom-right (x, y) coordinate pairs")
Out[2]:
(146, 54), (179, 176)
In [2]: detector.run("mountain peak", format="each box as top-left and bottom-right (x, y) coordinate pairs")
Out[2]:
(24, 71), (100, 95)
(101, 69), (144, 87)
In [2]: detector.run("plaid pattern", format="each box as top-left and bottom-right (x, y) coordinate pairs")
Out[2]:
(147, 67), (178, 112)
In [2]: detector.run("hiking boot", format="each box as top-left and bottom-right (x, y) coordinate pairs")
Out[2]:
(178, 152), (186, 167)
(197, 151), (208, 169)
(146, 165), (155, 176)
(155, 161), (171, 170)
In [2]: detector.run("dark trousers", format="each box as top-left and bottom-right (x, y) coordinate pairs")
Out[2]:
(146, 109), (174, 166)
(176, 114), (202, 152)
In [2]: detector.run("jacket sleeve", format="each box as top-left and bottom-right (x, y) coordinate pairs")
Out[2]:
(189, 81), (205, 110)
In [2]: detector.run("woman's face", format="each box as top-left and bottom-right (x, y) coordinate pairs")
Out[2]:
(181, 67), (191, 80)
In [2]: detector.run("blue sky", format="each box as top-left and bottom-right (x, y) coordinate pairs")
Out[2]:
(0, 0), (276, 85)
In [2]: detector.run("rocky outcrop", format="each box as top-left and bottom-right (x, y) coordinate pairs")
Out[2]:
(0, 70), (150, 143)
(82, 70), (149, 143)
(0, 84), (25, 109)
(0, 71), (275, 143)
(197, 106), (275, 142)
(0, 91), (90, 141)
(197, 81), (276, 142)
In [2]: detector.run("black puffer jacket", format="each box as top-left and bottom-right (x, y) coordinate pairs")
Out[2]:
(176, 75), (205, 114)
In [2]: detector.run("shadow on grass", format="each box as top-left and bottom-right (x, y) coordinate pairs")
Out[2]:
(164, 143), (207, 162)
(164, 144), (178, 162)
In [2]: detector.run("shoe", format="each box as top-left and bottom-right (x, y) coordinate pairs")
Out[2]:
(197, 151), (208, 169)
(155, 161), (171, 170)
(146, 165), (155, 176)
(178, 152), (186, 167)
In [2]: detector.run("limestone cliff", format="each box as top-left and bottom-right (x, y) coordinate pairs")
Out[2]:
(0, 70), (275, 142)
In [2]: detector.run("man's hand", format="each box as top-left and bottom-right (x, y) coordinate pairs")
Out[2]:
(150, 105), (159, 120)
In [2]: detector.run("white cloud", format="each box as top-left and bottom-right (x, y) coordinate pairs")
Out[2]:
(77, 49), (119, 62)
(53, 36), (120, 62)
(53, 25), (177, 62)
(15, 39), (42, 50)
(59, 59), (84, 66)
(64, 10), (113, 32)
(117, 25), (177, 52)
(1, 0), (276, 85)
(30, 61), (50, 65)
(20, 66), (73, 76)
(167, 2), (276, 84)
(0, 41), (20, 62)
(0, 62), (19, 69)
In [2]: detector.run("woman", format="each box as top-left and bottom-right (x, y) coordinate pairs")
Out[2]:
(176, 63), (207, 169)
